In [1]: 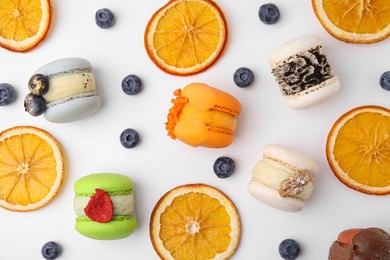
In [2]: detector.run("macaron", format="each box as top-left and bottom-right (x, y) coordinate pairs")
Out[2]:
(328, 228), (390, 259)
(269, 35), (340, 109)
(165, 83), (241, 148)
(73, 173), (137, 240)
(25, 57), (101, 123)
(247, 144), (320, 212)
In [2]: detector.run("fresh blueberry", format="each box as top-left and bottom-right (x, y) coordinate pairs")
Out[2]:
(213, 156), (235, 178)
(259, 3), (280, 25)
(28, 74), (49, 96)
(24, 93), (46, 116)
(380, 71), (390, 91)
(120, 128), (139, 148)
(41, 241), (61, 260)
(278, 239), (301, 260)
(0, 83), (16, 106)
(95, 8), (115, 29)
(233, 67), (254, 88)
(122, 75), (142, 95)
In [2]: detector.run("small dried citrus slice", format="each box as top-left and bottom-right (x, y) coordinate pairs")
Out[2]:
(150, 184), (241, 259)
(0, 0), (52, 52)
(0, 126), (64, 211)
(326, 106), (390, 195)
(312, 0), (390, 44)
(144, 0), (228, 76)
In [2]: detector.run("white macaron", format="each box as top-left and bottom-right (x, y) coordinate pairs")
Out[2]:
(247, 144), (320, 212)
(269, 35), (340, 109)
(28, 57), (101, 123)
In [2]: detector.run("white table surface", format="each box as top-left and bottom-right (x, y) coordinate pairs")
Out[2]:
(1, 0), (389, 259)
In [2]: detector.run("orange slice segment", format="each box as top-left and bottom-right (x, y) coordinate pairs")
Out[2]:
(150, 184), (241, 259)
(326, 106), (390, 195)
(312, 0), (390, 44)
(0, 126), (64, 211)
(0, 0), (52, 52)
(144, 0), (228, 76)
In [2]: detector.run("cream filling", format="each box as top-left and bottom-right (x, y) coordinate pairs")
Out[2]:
(43, 72), (96, 103)
(73, 193), (134, 217)
(252, 158), (313, 200)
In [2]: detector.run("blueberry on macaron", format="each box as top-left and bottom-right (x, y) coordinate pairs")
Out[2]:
(0, 83), (17, 106)
(95, 8), (115, 29)
(213, 156), (235, 178)
(259, 3), (280, 25)
(122, 75), (142, 95)
(28, 74), (49, 96)
(24, 93), (46, 116)
(41, 241), (61, 260)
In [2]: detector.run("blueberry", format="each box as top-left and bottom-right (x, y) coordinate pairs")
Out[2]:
(28, 74), (49, 96)
(278, 239), (301, 260)
(41, 241), (61, 260)
(122, 75), (142, 95)
(259, 3), (280, 25)
(95, 8), (115, 29)
(120, 128), (139, 148)
(233, 67), (254, 88)
(0, 83), (17, 106)
(380, 71), (390, 91)
(24, 93), (46, 116)
(213, 156), (235, 178)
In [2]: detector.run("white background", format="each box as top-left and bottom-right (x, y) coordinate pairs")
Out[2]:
(1, 0), (390, 259)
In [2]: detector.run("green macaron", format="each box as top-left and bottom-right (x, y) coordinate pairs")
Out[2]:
(74, 173), (137, 240)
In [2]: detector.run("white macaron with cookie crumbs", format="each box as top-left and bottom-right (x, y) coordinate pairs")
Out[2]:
(248, 144), (320, 212)
(269, 35), (340, 109)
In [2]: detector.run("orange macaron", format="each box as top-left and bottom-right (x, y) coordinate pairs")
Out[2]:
(165, 83), (241, 148)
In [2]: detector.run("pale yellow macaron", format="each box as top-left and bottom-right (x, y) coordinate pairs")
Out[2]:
(248, 144), (320, 212)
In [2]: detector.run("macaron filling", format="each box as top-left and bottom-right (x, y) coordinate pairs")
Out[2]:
(43, 71), (96, 103)
(252, 158), (314, 200)
(74, 193), (135, 217)
(271, 46), (335, 97)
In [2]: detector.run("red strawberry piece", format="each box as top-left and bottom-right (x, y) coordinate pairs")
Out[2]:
(84, 189), (114, 223)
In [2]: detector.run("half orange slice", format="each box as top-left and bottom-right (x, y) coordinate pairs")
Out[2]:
(0, 0), (53, 52)
(312, 0), (390, 44)
(0, 126), (64, 211)
(326, 106), (390, 194)
(150, 184), (241, 259)
(144, 0), (228, 76)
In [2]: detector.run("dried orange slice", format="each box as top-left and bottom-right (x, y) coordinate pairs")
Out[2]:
(0, 126), (64, 211)
(0, 0), (52, 52)
(144, 0), (228, 76)
(312, 0), (390, 44)
(326, 106), (390, 195)
(150, 184), (241, 259)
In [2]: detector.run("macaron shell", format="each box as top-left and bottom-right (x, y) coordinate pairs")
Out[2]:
(247, 178), (304, 212)
(36, 57), (92, 74)
(74, 173), (134, 196)
(286, 77), (340, 109)
(44, 93), (101, 123)
(75, 216), (137, 240)
(263, 144), (320, 176)
(268, 35), (322, 67)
